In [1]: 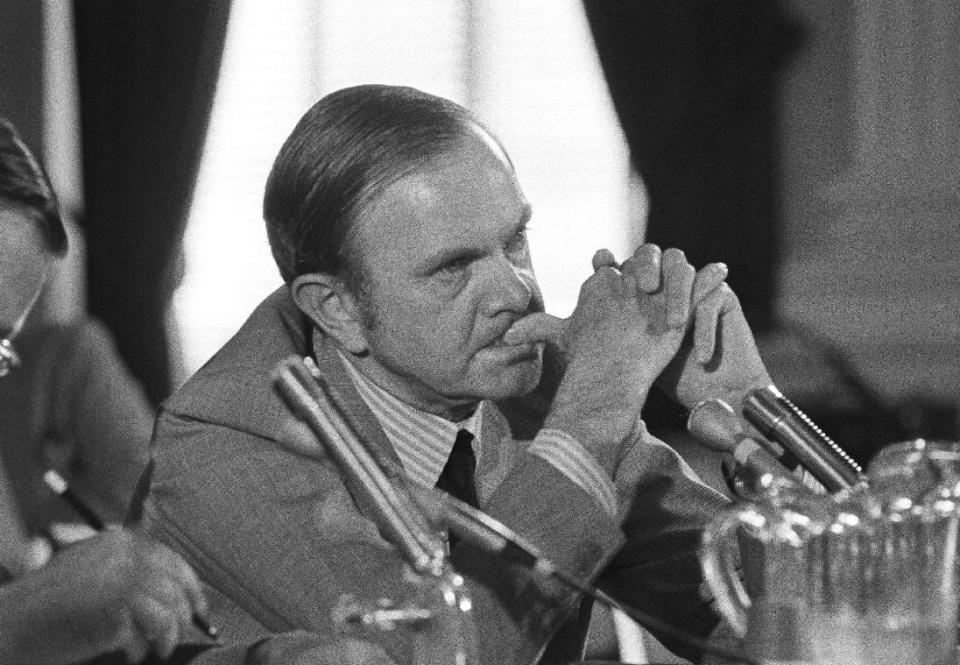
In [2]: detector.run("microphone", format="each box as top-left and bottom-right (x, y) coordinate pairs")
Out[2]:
(272, 355), (555, 575)
(743, 385), (866, 493)
(272, 355), (753, 664)
(686, 398), (810, 496)
(273, 356), (447, 575)
(404, 482), (560, 577)
(0, 338), (20, 377)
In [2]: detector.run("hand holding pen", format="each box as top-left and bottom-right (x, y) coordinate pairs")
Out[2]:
(42, 470), (219, 645)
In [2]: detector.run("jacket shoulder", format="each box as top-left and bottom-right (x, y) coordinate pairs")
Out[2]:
(162, 287), (311, 440)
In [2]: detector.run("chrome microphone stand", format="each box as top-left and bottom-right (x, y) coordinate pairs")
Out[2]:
(274, 356), (477, 665)
(276, 355), (753, 665)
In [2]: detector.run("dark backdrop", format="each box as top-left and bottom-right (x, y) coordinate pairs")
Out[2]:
(73, 0), (231, 406)
(583, 0), (802, 334)
(583, 0), (803, 431)
(0, 1), (44, 156)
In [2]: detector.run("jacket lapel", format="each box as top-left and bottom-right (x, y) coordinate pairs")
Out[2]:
(308, 329), (410, 513)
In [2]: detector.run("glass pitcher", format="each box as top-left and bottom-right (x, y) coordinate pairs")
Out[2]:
(700, 481), (831, 662)
(333, 564), (478, 665)
(805, 487), (959, 665)
(702, 441), (960, 665)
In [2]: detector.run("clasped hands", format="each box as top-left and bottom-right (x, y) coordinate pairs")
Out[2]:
(504, 244), (772, 474)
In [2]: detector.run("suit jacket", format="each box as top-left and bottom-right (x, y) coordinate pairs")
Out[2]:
(0, 319), (151, 532)
(140, 286), (728, 664)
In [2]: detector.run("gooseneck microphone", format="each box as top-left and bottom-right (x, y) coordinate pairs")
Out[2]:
(273, 356), (447, 575)
(686, 398), (799, 487)
(272, 355), (753, 665)
(743, 385), (865, 493)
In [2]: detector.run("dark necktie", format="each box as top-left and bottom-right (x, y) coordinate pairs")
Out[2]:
(435, 429), (478, 549)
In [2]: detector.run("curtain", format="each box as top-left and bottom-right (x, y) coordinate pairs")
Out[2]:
(73, 0), (231, 406)
(0, 1), (44, 156)
(583, 0), (801, 334)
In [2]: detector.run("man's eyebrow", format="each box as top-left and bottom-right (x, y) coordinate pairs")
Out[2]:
(519, 202), (532, 225)
(504, 205), (532, 239)
(419, 244), (486, 273)
(418, 204), (533, 274)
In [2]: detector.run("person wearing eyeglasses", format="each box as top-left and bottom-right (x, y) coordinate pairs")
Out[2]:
(0, 114), (217, 662)
(1, 117), (398, 665)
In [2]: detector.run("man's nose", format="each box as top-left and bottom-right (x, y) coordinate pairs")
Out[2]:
(480, 258), (533, 317)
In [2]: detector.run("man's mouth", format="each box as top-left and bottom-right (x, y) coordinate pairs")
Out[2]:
(483, 326), (524, 349)
(481, 332), (541, 363)
(482, 311), (538, 349)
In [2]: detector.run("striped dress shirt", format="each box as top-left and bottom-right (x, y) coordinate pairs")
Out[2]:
(339, 353), (618, 517)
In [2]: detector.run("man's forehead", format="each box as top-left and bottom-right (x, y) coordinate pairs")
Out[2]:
(398, 174), (444, 209)
(359, 145), (521, 237)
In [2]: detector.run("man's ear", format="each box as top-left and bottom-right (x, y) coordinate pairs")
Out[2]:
(291, 273), (368, 354)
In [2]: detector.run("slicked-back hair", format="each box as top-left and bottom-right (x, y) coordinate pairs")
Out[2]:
(264, 85), (506, 288)
(0, 118), (67, 257)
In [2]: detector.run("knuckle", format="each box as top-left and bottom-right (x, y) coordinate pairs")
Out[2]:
(706, 261), (728, 273)
(593, 248), (616, 264)
(662, 247), (687, 263)
(716, 282), (737, 301)
(594, 265), (620, 282)
(633, 243), (661, 264)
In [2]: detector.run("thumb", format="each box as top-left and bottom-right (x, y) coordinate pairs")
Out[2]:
(691, 262), (728, 304)
(503, 313), (567, 346)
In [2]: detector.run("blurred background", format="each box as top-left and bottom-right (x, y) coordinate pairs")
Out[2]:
(2, 1), (958, 661)
(2, 0), (958, 492)
(3, 0), (959, 471)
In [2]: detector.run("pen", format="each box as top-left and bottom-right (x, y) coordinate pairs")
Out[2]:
(42, 469), (219, 641)
(42, 469), (106, 530)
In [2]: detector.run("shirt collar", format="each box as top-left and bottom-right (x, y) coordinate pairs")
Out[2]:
(337, 351), (484, 488)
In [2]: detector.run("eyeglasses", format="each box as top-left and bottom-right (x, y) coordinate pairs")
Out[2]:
(0, 338), (20, 377)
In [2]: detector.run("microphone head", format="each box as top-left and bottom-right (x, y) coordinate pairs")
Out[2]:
(686, 398), (742, 454)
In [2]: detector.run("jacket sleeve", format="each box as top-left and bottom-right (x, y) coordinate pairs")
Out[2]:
(598, 423), (730, 663)
(142, 411), (624, 665)
(46, 319), (152, 522)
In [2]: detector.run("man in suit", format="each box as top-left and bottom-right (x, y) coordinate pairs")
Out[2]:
(0, 115), (218, 663)
(140, 85), (770, 664)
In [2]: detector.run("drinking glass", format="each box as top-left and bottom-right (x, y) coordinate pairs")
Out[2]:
(804, 483), (959, 665)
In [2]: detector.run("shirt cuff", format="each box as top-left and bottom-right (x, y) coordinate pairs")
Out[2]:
(526, 428), (618, 518)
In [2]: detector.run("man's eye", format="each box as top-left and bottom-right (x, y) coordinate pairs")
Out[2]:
(506, 227), (530, 256)
(437, 257), (470, 275)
